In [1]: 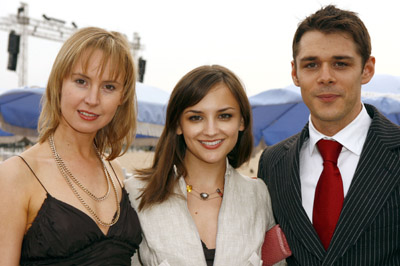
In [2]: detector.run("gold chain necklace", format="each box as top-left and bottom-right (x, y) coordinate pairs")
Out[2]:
(50, 134), (111, 202)
(186, 185), (223, 200)
(49, 134), (120, 227)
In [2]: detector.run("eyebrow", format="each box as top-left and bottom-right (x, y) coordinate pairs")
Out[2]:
(184, 107), (236, 114)
(71, 72), (90, 79)
(71, 72), (122, 85)
(333, 55), (355, 61)
(299, 55), (355, 62)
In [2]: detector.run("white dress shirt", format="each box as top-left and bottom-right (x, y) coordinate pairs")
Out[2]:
(299, 103), (372, 222)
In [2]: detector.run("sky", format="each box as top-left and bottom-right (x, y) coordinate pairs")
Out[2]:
(0, 0), (399, 97)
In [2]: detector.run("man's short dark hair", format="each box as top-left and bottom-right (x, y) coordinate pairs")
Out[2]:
(292, 5), (371, 66)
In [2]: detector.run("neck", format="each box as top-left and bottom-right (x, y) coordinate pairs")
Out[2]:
(52, 127), (97, 159)
(184, 158), (226, 190)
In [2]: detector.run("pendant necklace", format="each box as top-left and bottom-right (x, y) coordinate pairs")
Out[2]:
(186, 184), (223, 200)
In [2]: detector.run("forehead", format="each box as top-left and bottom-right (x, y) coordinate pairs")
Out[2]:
(185, 83), (240, 111)
(71, 49), (124, 81)
(296, 31), (360, 60)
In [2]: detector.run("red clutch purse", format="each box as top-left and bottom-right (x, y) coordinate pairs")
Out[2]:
(262, 224), (292, 266)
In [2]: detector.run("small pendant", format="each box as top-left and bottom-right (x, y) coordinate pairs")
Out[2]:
(216, 188), (223, 198)
(200, 192), (209, 200)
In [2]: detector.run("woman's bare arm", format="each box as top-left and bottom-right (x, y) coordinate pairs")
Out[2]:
(0, 157), (31, 265)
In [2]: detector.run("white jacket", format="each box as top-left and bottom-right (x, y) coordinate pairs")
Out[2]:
(125, 163), (275, 266)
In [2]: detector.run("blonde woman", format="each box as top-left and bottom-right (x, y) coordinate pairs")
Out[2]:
(0, 27), (141, 265)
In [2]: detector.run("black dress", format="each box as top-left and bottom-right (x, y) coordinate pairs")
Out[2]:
(18, 156), (142, 266)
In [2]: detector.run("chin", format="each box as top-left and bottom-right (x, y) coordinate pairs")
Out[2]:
(204, 157), (226, 165)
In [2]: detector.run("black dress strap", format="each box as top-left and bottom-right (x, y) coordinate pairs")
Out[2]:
(17, 155), (49, 194)
(108, 161), (123, 188)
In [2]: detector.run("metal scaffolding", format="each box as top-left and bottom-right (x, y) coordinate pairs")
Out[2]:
(0, 2), (143, 87)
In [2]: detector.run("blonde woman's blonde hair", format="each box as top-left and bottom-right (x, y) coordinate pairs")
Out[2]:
(38, 27), (137, 160)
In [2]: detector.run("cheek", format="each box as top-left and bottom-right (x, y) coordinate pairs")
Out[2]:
(106, 96), (124, 111)
(180, 124), (200, 137)
(59, 92), (72, 112)
(300, 86), (314, 103)
(117, 91), (124, 105)
(60, 86), (79, 104)
(181, 133), (197, 150)
(227, 131), (240, 151)
(347, 87), (361, 103)
(111, 99), (121, 110)
(223, 123), (243, 136)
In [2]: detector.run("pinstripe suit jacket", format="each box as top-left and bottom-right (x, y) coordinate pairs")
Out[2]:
(258, 104), (400, 265)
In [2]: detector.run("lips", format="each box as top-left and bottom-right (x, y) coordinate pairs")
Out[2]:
(317, 94), (339, 102)
(78, 110), (99, 121)
(200, 139), (223, 149)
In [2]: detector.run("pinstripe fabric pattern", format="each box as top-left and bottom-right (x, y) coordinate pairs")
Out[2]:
(258, 104), (400, 265)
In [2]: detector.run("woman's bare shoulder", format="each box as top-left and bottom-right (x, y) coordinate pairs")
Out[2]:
(0, 143), (49, 185)
(108, 158), (126, 184)
(0, 155), (30, 183)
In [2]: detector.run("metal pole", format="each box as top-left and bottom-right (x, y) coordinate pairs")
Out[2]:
(17, 2), (28, 87)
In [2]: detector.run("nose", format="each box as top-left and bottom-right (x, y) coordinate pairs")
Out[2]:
(84, 86), (100, 106)
(317, 64), (336, 85)
(204, 118), (218, 136)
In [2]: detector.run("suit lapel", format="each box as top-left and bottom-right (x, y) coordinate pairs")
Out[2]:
(275, 125), (326, 260)
(324, 105), (400, 264)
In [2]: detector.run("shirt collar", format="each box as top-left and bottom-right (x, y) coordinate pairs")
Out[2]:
(308, 103), (372, 156)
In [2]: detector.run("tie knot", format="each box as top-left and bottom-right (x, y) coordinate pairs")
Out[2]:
(317, 139), (342, 163)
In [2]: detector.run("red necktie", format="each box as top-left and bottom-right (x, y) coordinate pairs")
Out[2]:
(313, 139), (343, 250)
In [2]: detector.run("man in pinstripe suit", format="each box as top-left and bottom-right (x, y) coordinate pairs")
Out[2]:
(258, 5), (400, 265)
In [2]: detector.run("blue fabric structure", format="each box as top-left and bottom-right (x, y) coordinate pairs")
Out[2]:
(2, 74), (399, 147)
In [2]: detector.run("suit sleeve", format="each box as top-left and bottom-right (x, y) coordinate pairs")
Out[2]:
(257, 148), (269, 185)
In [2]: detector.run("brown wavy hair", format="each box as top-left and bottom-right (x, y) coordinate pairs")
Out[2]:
(136, 65), (253, 210)
(38, 27), (137, 160)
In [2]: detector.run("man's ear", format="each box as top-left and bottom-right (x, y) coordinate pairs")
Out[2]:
(291, 60), (300, 86)
(361, 56), (375, 85)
